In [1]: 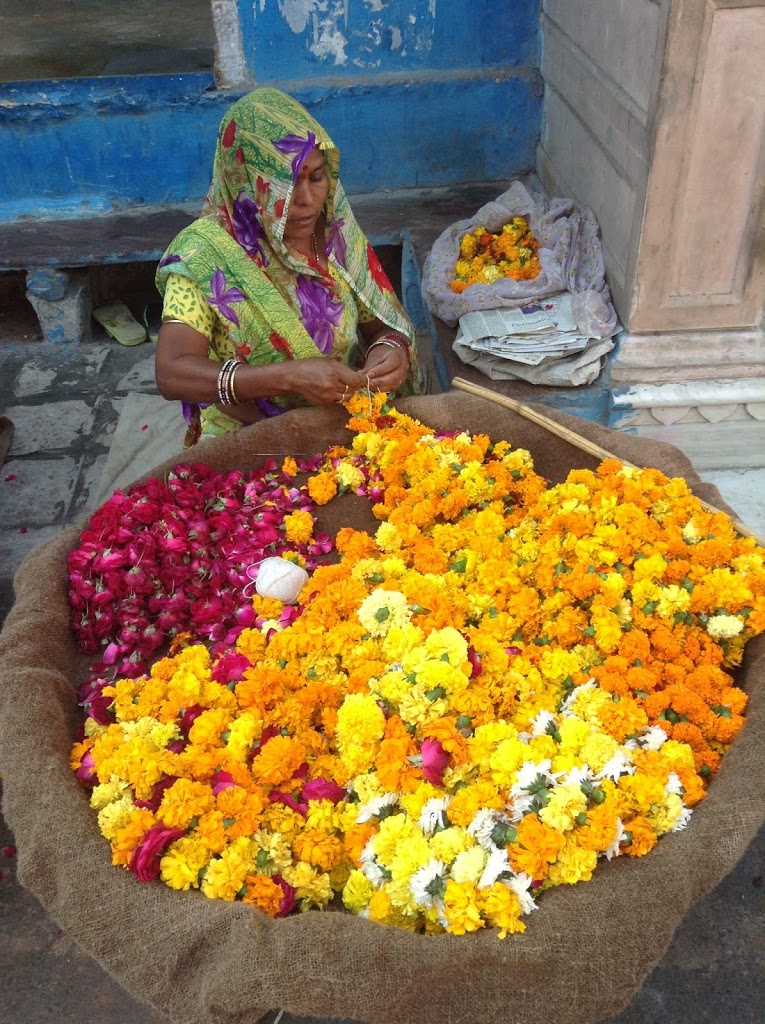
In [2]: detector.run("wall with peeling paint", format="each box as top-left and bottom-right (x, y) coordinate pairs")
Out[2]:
(0, 0), (541, 224)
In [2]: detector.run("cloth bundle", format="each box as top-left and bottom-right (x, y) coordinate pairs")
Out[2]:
(421, 183), (619, 386)
(0, 393), (762, 1024)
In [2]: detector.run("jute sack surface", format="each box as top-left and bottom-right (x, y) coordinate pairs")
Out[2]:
(0, 392), (763, 1024)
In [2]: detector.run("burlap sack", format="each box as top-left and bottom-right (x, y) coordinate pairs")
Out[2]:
(0, 393), (762, 1024)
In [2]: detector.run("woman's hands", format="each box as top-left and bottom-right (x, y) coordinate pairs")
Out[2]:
(289, 357), (365, 405)
(361, 341), (410, 393)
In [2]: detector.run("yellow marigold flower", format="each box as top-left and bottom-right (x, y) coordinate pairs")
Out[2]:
(538, 783), (587, 833)
(89, 778), (131, 810)
(656, 584), (691, 619)
(646, 792), (685, 835)
(281, 861), (333, 909)
(342, 868), (374, 913)
(160, 836), (211, 891)
(367, 887), (393, 923)
(336, 462), (365, 491)
(443, 879), (484, 935)
(188, 708), (232, 749)
(373, 813), (421, 866)
(281, 456), (299, 477)
(98, 796), (136, 841)
(429, 827), (475, 864)
(225, 711), (260, 763)
(201, 837), (256, 901)
(546, 836), (597, 885)
(283, 509), (314, 545)
(633, 553), (668, 583)
(358, 589), (412, 637)
(336, 693), (386, 775)
(450, 845), (487, 885)
(476, 883), (526, 938)
(375, 521), (403, 552)
(579, 732), (620, 773)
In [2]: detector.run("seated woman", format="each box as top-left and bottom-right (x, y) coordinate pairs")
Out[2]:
(155, 87), (419, 445)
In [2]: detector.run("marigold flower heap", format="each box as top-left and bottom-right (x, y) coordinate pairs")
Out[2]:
(71, 392), (765, 938)
(451, 216), (541, 294)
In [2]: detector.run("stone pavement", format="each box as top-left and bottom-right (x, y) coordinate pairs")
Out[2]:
(0, 324), (763, 1024)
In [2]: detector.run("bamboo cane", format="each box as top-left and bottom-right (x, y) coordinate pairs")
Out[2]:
(451, 376), (765, 546)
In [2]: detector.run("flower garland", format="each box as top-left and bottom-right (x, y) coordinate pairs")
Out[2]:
(71, 394), (765, 938)
(451, 217), (541, 293)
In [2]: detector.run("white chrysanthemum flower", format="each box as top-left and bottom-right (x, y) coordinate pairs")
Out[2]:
(707, 614), (744, 640)
(530, 710), (557, 737)
(359, 838), (387, 887)
(635, 725), (668, 751)
(507, 872), (537, 916)
(418, 797), (450, 836)
(665, 772), (684, 796)
(467, 808), (501, 849)
(597, 751), (635, 782)
(671, 807), (692, 832)
(409, 859), (447, 909)
(356, 792), (399, 824)
(604, 817), (627, 861)
(512, 759), (556, 792)
(478, 848), (511, 889)
(562, 764), (595, 786)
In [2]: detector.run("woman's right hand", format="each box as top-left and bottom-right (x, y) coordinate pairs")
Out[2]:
(289, 357), (365, 405)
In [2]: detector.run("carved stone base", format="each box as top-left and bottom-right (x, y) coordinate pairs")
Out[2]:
(607, 327), (765, 468)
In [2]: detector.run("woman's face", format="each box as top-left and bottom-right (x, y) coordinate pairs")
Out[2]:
(283, 147), (329, 246)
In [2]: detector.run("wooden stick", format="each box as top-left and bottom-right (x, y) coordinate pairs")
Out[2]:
(451, 376), (765, 546)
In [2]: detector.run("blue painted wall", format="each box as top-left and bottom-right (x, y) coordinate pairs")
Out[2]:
(0, 0), (541, 224)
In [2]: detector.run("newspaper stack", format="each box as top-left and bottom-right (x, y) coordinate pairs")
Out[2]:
(454, 292), (589, 367)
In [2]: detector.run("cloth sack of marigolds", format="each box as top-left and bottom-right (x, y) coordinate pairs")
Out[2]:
(421, 182), (619, 386)
(0, 391), (763, 1024)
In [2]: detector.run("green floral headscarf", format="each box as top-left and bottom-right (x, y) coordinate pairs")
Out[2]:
(157, 87), (417, 420)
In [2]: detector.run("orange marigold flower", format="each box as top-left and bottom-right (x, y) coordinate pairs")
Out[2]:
(508, 814), (566, 880)
(243, 873), (284, 916)
(623, 816), (657, 857)
(292, 829), (344, 872)
(251, 735), (306, 786)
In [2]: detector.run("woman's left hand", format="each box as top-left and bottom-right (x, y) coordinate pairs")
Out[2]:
(362, 344), (410, 394)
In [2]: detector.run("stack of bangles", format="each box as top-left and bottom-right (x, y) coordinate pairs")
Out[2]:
(217, 358), (244, 405)
(365, 334), (413, 364)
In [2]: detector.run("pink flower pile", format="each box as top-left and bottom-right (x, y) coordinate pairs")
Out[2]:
(68, 460), (333, 690)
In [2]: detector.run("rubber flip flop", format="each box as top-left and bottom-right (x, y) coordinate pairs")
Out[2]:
(92, 301), (147, 346)
(142, 302), (162, 344)
(0, 415), (13, 467)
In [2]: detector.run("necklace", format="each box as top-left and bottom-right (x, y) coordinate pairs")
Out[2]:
(286, 232), (322, 264)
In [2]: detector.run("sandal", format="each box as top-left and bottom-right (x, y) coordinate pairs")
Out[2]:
(92, 301), (147, 346)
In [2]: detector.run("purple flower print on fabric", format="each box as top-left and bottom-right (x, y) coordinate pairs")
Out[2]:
(295, 274), (342, 354)
(273, 131), (317, 181)
(325, 218), (347, 267)
(231, 192), (268, 264)
(207, 268), (246, 326)
(158, 253), (181, 268)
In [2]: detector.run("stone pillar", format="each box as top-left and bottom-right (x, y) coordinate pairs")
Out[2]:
(607, 1), (765, 463)
(539, 1), (765, 466)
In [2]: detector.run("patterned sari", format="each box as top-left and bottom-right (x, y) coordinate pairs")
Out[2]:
(156, 87), (418, 439)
